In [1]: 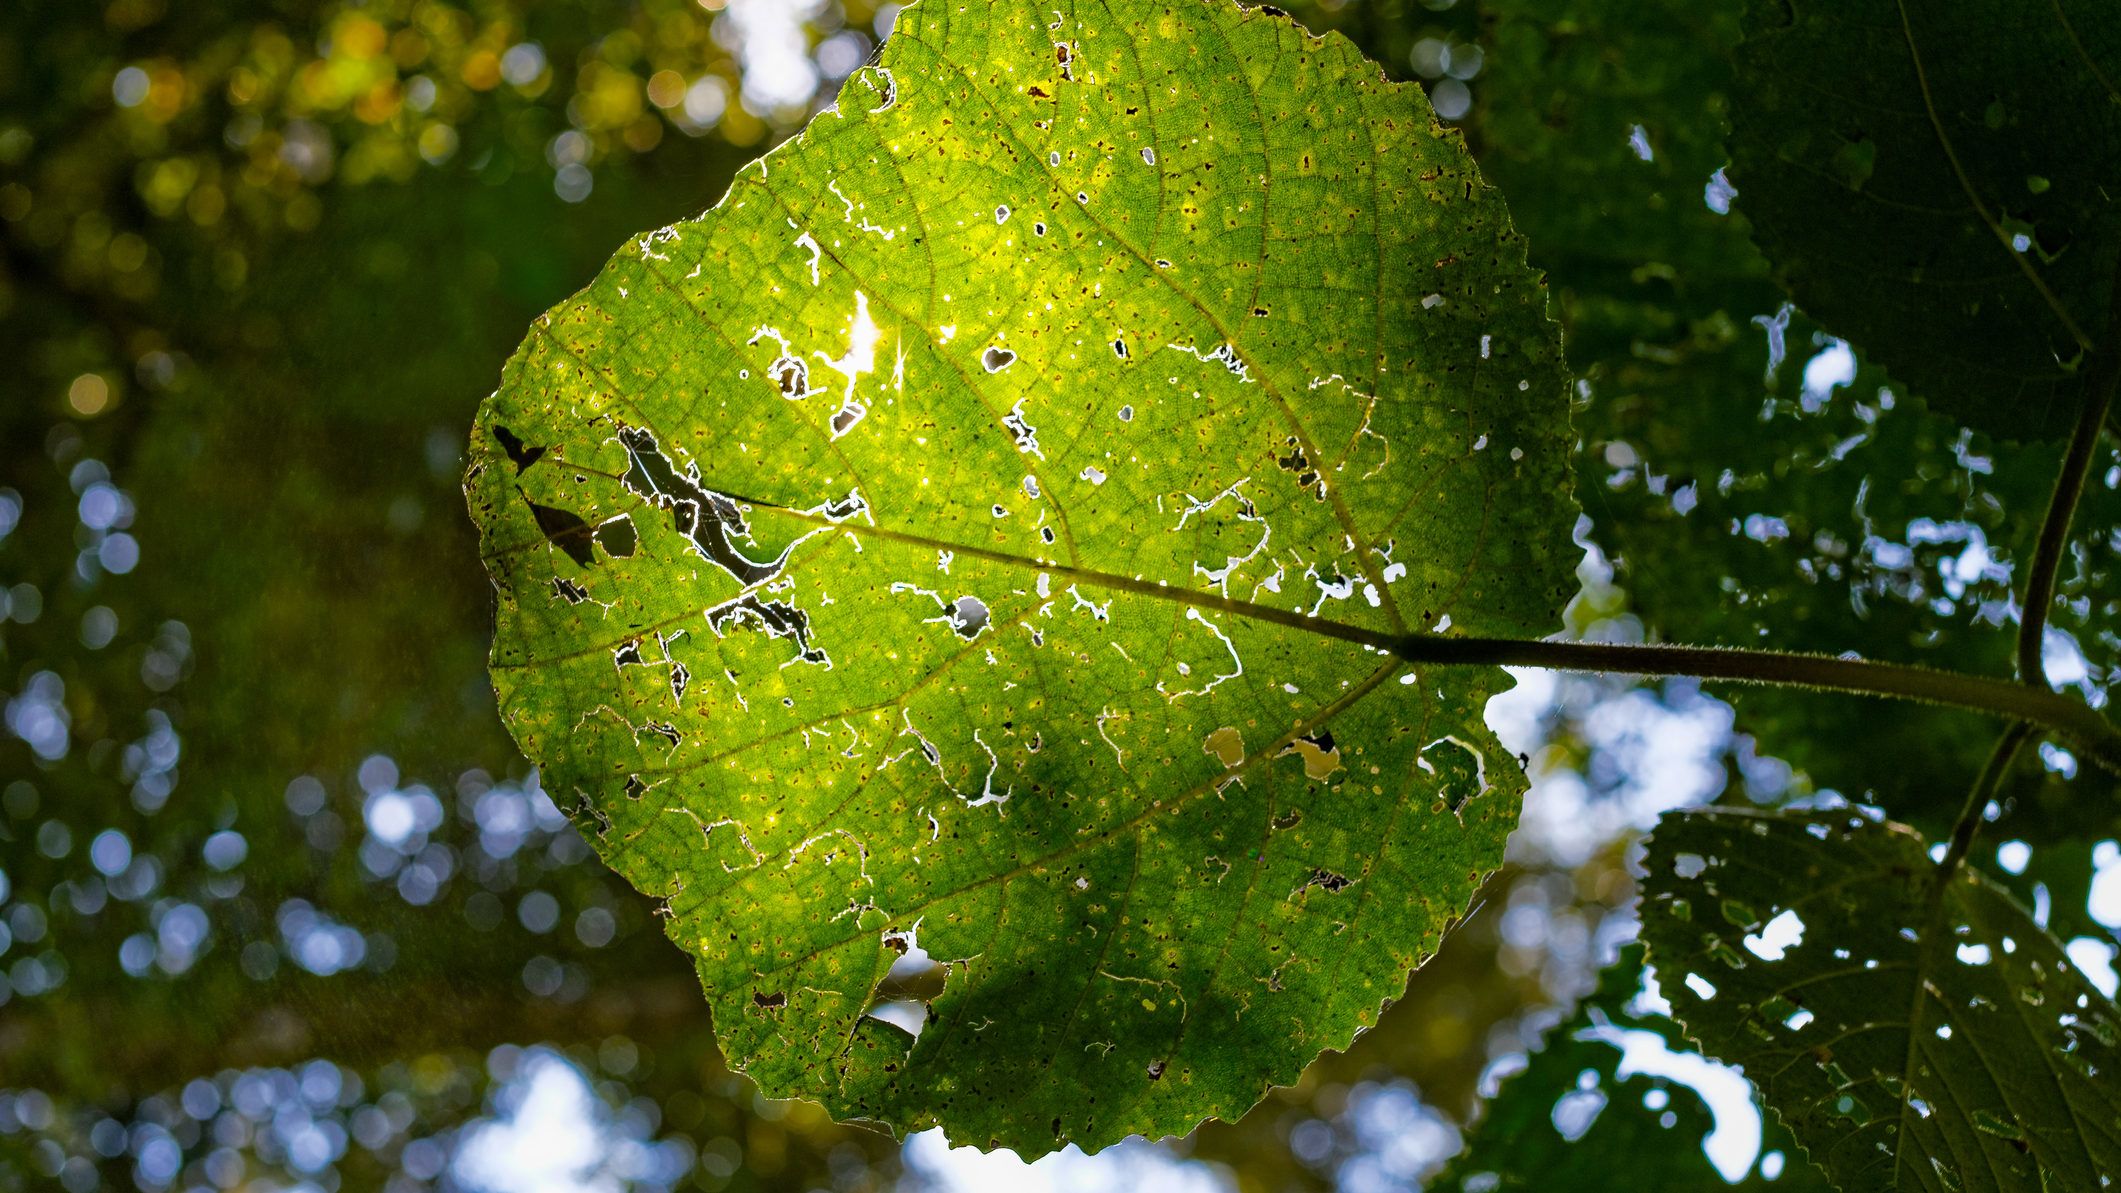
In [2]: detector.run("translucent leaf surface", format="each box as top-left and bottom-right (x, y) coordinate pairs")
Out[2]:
(1726, 0), (2121, 439)
(1643, 808), (2121, 1191)
(464, 0), (1572, 1154)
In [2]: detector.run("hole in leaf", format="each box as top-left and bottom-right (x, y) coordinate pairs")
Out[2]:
(493, 425), (546, 473)
(524, 496), (597, 567)
(948, 595), (991, 638)
(594, 514), (637, 558)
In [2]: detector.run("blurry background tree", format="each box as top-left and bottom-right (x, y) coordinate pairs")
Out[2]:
(0, 1), (2114, 1191)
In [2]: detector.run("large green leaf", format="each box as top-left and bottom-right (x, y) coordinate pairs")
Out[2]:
(1642, 807), (2121, 1191)
(1725, 0), (2121, 440)
(464, 0), (1572, 1154)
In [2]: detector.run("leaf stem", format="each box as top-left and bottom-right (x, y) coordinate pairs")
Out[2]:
(758, 511), (2121, 773)
(1939, 279), (2121, 871)
(1936, 721), (2032, 883)
(1383, 635), (2121, 774)
(2013, 344), (2119, 687)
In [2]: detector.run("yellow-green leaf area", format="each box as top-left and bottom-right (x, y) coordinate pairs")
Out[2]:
(465, 0), (1571, 1155)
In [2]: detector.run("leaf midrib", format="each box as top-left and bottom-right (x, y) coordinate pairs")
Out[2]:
(490, 500), (1410, 675)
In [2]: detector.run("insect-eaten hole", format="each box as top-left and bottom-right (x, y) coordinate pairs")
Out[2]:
(1278, 730), (1343, 781)
(868, 999), (929, 1041)
(866, 930), (946, 1042)
(948, 595), (991, 638)
(830, 401), (867, 437)
(772, 355), (809, 397)
(493, 424), (546, 473)
(594, 514), (637, 558)
(1300, 867), (1351, 895)
(1275, 435), (1324, 500)
(524, 495), (597, 567)
(1419, 736), (1487, 815)
(982, 346), (1018, 372)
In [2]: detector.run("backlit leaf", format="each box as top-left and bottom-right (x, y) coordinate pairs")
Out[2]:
(465, 0), (1573, 1154)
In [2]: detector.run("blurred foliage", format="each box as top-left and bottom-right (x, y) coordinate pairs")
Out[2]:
(2, 0), (2116, 1189)
(3, 1), (919, 1188)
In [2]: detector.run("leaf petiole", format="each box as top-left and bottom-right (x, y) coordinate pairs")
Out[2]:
(765, 510), (2121, 774)
(2013, 275), (2121, 688)
(1384, 634), (2121, 775)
